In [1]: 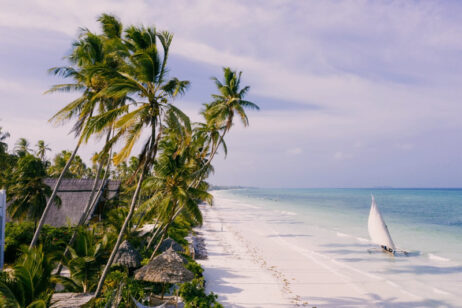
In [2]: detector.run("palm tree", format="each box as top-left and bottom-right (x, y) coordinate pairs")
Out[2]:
(147, 134), (213, 259)
(0, 126), (9, 154)
(94, 25), (189, 297)
(14, 138), (31, 157)
(47, 150), (91, 178)
(202, 67), (259, 168)
(55, 228), (110, 293)
(30, 15), (126, 248)
(35, 140), (51, 162)
(0, 245), (57, 307)
(6, 154), (61, 229)
(151, 69), (259, 237)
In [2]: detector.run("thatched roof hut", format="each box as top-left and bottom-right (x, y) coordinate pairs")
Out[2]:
(158, 238), (184, 253)
(6, 178), (120, 227)
(134, 249), (193, 284)
(113, 240), (142, 268)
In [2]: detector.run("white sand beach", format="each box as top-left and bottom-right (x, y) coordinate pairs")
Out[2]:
(198, 191), (461, 308)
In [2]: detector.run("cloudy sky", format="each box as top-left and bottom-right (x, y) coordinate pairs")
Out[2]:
(1, 0), (462, 188)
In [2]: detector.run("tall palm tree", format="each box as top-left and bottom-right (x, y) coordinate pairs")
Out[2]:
(94, 25), (189, 297)
(153, 69), (259, 235)
(35, 140), (51, 162)
(30, 15), (126, 248)
(202, 67), (259, 168)
(53, 14), (128, 274)
(147, 134), (212, 259)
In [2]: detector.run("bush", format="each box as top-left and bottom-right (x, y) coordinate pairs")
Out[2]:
(179, 278), (223, 308)
(90, 270), (165, 307)
(185, 259), (204, 278)
(4, 221), (72, 264)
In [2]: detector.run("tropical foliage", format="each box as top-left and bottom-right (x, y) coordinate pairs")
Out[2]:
(0, 246), (57, 308)
(2, 12), (258, 307)
(56, 228), (110, 293)
(6, 154), (61, 227)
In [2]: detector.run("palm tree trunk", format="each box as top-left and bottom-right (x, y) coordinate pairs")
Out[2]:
(56, 150), (111, 274)
(95, 118), (161, 298)
(94, 159), (147, 298)
(150, 229), (167, 260)
(191, 129), (227, 189)
(203, 129), (227, 170)
(145, 216), (161, 249)
(148, 203), (186, 260)
(30, 141), (81, 248)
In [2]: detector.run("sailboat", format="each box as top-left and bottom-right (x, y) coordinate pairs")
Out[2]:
(368, 195), (396, 254)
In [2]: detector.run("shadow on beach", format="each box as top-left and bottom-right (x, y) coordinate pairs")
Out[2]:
(309, 295), (456, 308)
(203, 267), (244, 295)
(386, 265), (462, 275)
(267, 233), (312, 238)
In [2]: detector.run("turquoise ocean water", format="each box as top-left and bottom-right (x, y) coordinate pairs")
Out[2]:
(211, 188), (462, 305)
(220, 188), (462, 264)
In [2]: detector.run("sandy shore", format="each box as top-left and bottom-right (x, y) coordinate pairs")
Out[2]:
(197, 192), (459, 308)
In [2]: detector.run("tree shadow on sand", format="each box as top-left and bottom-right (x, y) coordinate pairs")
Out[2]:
(309, 294), (456, 308)
(386, 265), (462, 275)
(203, 267), (244, 295)
(267, 233), (312, 238)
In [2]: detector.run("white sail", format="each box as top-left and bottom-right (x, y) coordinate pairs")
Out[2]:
(368, 195), (395, 251)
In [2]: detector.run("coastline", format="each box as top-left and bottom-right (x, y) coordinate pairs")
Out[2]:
(198, 190), (460, 307)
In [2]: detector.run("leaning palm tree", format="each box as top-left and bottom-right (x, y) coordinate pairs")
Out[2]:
(151, 69), (259, 240)
(147, 135), (212, 260)
(29, 31), (105, 248)
(94, 25), (190, 297)
(30, 15), (126, 248)
(202, 67), (259, 168)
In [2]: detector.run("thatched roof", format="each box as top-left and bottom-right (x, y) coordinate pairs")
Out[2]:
(39, 178), (120, 227)
(158, 238), (184, 253)
(134, 249), (193, 283)
(51, 293), (93, 308)
(113, 240), (142, 268)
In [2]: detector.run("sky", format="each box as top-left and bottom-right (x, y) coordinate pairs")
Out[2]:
(1, 0), (462, 188)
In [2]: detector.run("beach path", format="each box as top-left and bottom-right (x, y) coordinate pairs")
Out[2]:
(198, 204), (293, 307)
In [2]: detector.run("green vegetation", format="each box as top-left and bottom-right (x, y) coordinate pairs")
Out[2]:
(0, 12), (258, 307)
(0, 245), (57, 307)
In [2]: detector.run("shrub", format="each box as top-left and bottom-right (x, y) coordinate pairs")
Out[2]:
(179, 278), (223, 308)
(185, 259), (204, 278)
(4, 221), (72, 264)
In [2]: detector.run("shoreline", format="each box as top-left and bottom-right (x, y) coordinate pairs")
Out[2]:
(197, 191), (460, 307)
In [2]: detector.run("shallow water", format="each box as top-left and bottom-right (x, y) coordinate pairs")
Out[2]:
(214, 188), (462, 306)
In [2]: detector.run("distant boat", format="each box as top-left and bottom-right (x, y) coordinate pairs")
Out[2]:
(368, 195), (396, 254)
